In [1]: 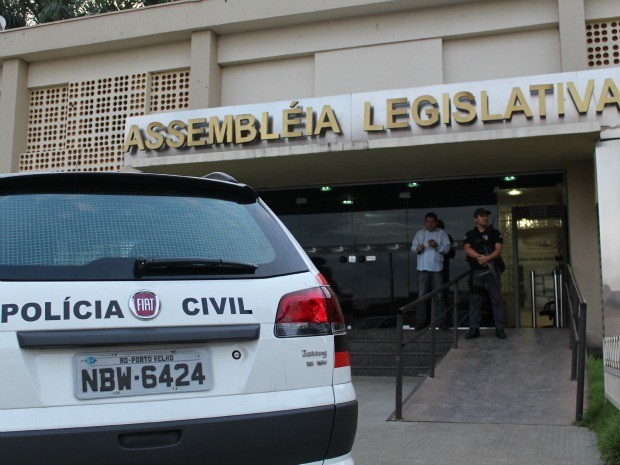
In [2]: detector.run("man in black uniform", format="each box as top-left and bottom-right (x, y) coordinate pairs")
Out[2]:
(463, 208), (507, 339)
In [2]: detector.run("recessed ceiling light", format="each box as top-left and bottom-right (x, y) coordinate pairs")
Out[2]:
(342, 199), (353, 205)
(320, 186), (332, 192)
(407, 182), (419, 188)
(504, 176), (517, 182)
(507, 189), (522, 196)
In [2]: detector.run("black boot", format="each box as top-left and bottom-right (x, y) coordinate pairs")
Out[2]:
(465, 328), (480, 339)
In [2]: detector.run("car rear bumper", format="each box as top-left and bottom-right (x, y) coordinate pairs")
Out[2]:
(1, 400), (357, 465)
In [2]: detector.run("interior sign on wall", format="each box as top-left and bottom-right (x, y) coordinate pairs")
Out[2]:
(124, 69), (620, 160)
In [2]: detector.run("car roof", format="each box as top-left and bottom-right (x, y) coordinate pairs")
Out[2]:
(0, 171), (258, 200)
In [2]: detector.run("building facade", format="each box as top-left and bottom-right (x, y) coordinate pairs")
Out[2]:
(1, 0), (620, 395)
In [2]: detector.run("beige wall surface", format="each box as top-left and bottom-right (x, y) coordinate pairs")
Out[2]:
(566, 159), (603, 345)
(215, 0), (562, 102)
(218, 0), (558, 66)
(596, 140), (620, 340)
(189, 30), (220, 109)
(0, 59), (29, 173)
(28, 42), (190, 88)
(558, 0), (587, 71)
(315, 39), (442, 96)
(443, 29), (562, 83)
(221, 56), (314, 106)
(585, 0), (620, 19)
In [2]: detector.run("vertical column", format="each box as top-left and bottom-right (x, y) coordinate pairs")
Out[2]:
(595, 139), (620, 339)
(566, 159), (603, 344)
(189, 30), (221, 109)
(0, 58), (29, 173)
(557, 0), (588, 71)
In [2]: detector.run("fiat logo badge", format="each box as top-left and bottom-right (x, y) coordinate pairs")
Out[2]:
(129, 290), (160, 320)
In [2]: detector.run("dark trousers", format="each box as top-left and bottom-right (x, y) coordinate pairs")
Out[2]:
(469, 268), (504, 330)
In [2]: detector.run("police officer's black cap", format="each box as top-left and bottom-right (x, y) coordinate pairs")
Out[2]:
(473, 208), (491, 217)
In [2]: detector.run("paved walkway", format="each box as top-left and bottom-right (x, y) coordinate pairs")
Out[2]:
(351, 328), (603, 465)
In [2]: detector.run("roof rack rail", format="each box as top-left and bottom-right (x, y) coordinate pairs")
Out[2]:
(203, 172), (238, 183)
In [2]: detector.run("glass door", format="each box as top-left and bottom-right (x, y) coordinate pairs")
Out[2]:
(348, 209), (411, 329)
(511, 204), (567, 328)
(284, 208), (413, 329)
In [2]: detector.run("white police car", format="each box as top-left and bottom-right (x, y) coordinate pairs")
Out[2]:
(0, 171), (357, 465)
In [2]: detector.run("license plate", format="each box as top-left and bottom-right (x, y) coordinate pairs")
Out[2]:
(74, 348), (213, 399)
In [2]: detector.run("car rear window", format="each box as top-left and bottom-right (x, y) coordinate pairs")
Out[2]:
(0, 186), (307, 281)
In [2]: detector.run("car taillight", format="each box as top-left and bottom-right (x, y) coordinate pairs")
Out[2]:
(274, 286), (346, 338)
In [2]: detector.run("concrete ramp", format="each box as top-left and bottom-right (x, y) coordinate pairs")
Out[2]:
(402, 328), (579, 425)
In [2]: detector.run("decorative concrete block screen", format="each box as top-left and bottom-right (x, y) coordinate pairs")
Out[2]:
(20, 86), (70, 172)
(19, 69), (190, 172)
(149, 69), (190, 113)
(586, 19), (620, 68)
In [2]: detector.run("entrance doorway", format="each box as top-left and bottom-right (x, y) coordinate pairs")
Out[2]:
(510, 204), (567, 328)
(259, 173), (566, 329)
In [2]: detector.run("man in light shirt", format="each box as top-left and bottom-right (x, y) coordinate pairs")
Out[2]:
(411, 212), (451, 330)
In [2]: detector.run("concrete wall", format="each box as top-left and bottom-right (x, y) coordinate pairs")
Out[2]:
(566, 159), (603, 346)
(0, 59), (29, 173)
(443, 29), (561, 83)
(585, 0), (620, 19)
(221, 56), (314, 106)
(596, 140), (620, 339)
(315, 39), (442, 96)
(215, 0), (562, 97)
(0, 0), (617, 120)
(189, 30), (220, 109)
(6, 1), (567, 110)
(27, 42), (190, 88)
(217, 0), (559, 66)
(558, 0), (587, 71)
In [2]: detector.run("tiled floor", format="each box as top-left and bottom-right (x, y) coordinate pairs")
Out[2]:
(351, 328), (602, 465)
(402, 328), (577, 425)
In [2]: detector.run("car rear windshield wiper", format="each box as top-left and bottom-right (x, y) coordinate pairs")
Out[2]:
(134, 257), (258, 277)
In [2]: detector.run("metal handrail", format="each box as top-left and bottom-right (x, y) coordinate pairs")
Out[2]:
(563, 263), (587, 422)
(395, 270), (470, 420)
